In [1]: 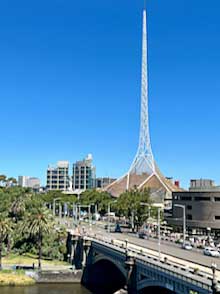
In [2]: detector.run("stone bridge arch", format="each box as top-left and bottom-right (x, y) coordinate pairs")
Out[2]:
(83, 254), (127, 294)
(138, 279), (175, 294)
(93, 254), (127, 278)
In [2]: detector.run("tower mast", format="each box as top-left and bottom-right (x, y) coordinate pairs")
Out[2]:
(127, 8), (155, 189)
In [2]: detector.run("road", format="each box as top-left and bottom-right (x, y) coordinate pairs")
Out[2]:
(84, 224), (220, 270)
(60, 217), (220, 275)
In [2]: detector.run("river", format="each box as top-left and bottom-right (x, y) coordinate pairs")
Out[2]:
(0, 284), (92, 294)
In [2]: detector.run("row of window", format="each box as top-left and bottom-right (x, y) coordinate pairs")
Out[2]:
(185, 215), (220, 221)
(74, 185), (91, 189)
(48, 181), (66, 184)
(47, 171), (68, 175)
(47, 185), (68, 189)
(174, 196), (220, 202)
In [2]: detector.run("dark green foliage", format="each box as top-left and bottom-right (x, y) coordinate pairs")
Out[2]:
(79, 189), (112, 214)
(0, 186), (67, 269)
(114, 188), (152, 231)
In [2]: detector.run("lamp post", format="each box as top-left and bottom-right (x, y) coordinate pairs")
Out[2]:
(108, 200), (117, 233)
(174, 204), (186, 246)
(158, 207), (161, 261)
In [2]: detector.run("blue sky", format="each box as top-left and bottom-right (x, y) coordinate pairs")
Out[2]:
(0, 0), (220, 188)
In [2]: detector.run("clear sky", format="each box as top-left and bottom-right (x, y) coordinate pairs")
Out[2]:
(0, 0), (220, 188)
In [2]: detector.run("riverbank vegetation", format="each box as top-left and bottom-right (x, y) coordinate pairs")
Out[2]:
(0, 270), (35, 286)
(0, 185), (68, 270)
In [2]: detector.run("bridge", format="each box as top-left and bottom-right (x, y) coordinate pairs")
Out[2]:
(67, 232), (218, 294)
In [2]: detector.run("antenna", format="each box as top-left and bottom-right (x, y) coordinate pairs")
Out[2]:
(144, 0), (147, 10)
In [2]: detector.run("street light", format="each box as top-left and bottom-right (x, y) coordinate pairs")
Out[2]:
(108, 200), (117, 233)
(174, 204), (186, 246)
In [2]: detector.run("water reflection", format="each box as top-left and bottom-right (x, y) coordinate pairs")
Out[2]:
(0, 284), (92, 294)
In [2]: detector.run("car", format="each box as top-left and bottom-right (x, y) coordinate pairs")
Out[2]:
(182, 243), (193, 250)
(138, 232), (147, 239)
(203, 247), (220, 257)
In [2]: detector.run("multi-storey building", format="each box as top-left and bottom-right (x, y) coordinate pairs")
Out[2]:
(96, 177), (116, 189)
(167, 179), (220, 234)
(72, 154), (96, 191)
(46, 161), (69, 191)
(18, 176), (29, 187)
(28, 177), (41, 189)
(18, 176), (40, 189)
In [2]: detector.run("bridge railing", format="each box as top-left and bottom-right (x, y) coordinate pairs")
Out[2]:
(137, 256), (211, 292)
(87, 234), (212, 292)
(86, 232), (215, 279)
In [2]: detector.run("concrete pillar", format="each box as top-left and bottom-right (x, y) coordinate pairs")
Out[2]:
(82, 238), (92, 268)
(71, 236), (78, 268)
(125, 254), (137, 294)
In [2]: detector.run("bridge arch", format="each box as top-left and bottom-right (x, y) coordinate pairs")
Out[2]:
(138, 279), (175, 294)
(93, 254), (127, 278)
(85, 255), (127, 294)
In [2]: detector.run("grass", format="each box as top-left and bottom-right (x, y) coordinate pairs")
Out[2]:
(0, 270), (35, 286)
(3, 253), (69, 266)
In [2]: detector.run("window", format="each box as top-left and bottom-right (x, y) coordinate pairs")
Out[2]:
(187, 205), (192, 210)
(194, 197), (210, 201)
(214, 197), (220, 202)
(180, 196), (192, 201)
(215, 216), (220, 220)
(187, 214), (192, 220)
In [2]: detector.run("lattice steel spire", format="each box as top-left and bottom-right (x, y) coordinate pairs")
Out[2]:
(127, 9), (155, 187)
(106, 8), (180, 201)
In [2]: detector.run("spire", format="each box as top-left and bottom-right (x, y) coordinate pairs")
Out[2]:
(127, 8), (155, 179)
(105, 7), (179, 200)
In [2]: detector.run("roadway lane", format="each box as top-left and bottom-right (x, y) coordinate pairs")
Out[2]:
(87, 225), (220, 269)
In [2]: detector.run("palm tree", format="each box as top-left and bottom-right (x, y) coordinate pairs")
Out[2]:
(10, 194), (28, 222)
(0, 214), (12, 270)
(21, 205), (53, 270)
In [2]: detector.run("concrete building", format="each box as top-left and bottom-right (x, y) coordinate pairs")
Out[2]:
(72, 154), (96, 191)
(18, 176), (40, 189)
(96, 177), (116, 189)
(18, 176), (29, 187)
(28, 177), (40, 189)
(46, 161), (69, 191)
(167, 179), (220, 234)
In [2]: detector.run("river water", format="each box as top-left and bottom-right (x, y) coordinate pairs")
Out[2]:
(0, 284), (92, 294)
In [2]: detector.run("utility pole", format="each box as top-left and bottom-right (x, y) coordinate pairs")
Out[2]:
(158, 207), (161, 261)
(107, 203), (110, 233)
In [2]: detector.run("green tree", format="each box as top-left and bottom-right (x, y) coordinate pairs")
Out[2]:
(0, 214), (12, 270)
(6, 177), (17, 186)
(0, 175), (7, 187)
(80, 189), (112, 214)
(115, 188), (152, 232)
(21, 203), (54, 270)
